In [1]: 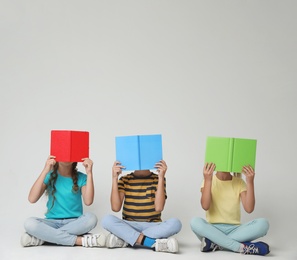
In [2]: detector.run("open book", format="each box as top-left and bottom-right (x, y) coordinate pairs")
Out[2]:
(205, 136), (257, 173)
(116, 134), (163, 171)
(50, 130), (89, 162)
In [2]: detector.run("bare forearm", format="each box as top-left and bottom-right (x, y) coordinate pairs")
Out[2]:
(245, 182), (255, 213)
(83, 174), (95, 206)
(201, 163), (215, 211)
(241, 165), (256, 213)
(28, 170), (47, 203)
(201, 180), (212, 210)
(110, 178), (122, 211)
(155, 177), (165, 212)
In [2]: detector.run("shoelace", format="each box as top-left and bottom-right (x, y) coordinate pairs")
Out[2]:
(210, 242), (216, 251)
(243, 244), (259, 254)
(212, 243), (223, 252)
(212, 244), (218, 252)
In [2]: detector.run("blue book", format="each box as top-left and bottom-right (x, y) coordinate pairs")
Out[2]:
(115, 134), (163, 171)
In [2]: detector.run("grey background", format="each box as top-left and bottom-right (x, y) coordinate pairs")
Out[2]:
(1, 0), (296, 259)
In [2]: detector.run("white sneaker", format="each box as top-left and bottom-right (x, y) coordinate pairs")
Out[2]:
(82, 233), (106, 247)
(106, 233), (128, 248)
(154, 237), (178, 253)
(21, 233), (44, 247)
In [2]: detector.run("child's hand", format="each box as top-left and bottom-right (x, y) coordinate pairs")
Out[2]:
(155, 160), (167, 177)
(203, 162), (215, 181)
(44, 155), (56, 172)
(112, 161), (125, 178)
(242, 165), (255, 183)
(82, 158), (93, 174)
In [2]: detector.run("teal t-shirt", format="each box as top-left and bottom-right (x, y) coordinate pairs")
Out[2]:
(44, 171), (87, 219)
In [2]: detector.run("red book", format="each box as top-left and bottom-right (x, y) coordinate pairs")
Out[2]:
(50, 130), (89, 162)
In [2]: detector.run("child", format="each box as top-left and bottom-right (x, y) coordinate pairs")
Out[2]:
(191, 163), (270, 255)
(101, 160), (182, 253)
(21, 155), (106, 247)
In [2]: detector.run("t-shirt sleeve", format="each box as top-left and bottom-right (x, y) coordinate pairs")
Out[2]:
(77, 172), (87, 187)
(43, 172), (52, 185)
(200, 179), (205, 191)
(163, 176), (167, 199)
(118, 177), (125, 193)
(239, 178), (247, 193)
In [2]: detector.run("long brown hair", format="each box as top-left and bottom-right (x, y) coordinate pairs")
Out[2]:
(46, 162), (79, 211)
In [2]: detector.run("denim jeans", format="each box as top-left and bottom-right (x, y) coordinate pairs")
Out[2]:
(101, 214), (182, 246)
(190, 217), (269, 252)
(24, 212), (97, 246)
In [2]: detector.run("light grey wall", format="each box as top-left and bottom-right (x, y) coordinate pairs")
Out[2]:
(1, 0), (296, 253)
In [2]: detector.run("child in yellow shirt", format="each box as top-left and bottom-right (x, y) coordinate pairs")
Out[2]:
(191, 163), (270, 255)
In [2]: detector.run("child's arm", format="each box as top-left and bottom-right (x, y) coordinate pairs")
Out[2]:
(154, 160), (167, 212)
(201, 163), (215, 210)
(28, 156), (55, 203)
(81, 158), (94, 206)
(110, 161), (125, 212)
(240, 165), (255, 213)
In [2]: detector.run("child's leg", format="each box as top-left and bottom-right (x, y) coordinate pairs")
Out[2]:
(227, 218), (269, 242)
(190, 217), (242, 252)
(141, 218), (182, 239)
(102, 216), (181, 253)
(101, 214), (142, 246)
(24, 213), (97, 246)
(24, 217), (77, 245)
(58, 212), (97, 236)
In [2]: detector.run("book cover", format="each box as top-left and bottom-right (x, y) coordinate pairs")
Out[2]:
(50, 130), (89, 162)
(232, 138), (257, 173)
(205, 136), (257, 173)
(115, 134), (163, 171)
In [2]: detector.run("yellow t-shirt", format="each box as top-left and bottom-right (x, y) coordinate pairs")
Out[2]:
(201, 175), (247, 225)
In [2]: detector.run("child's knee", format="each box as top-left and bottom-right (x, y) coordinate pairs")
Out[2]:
(24, 217), (38, 233)
(101, 214), (118, 229)
(190, 217), (205, 232)
(84, 212), (98, 229)
(257, 218), (270, 235)
(169, 218), (182, 232)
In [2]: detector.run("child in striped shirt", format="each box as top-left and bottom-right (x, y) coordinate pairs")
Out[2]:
(102, 160), (182, 253)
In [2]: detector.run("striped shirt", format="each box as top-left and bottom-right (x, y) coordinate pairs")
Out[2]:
(118, 172), (167, 222)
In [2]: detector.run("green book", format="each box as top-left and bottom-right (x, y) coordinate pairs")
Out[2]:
(205, 136), (257, 173)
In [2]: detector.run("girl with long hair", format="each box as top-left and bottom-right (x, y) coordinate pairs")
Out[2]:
(21, 155), (105, 247)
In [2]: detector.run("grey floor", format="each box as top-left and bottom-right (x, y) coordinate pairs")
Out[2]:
(0, 229), (294, 260)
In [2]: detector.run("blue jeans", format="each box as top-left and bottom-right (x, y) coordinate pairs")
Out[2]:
(24, 212), (97, 246)
(101, 214), (182, 246)
(190, 217), (269, 252)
